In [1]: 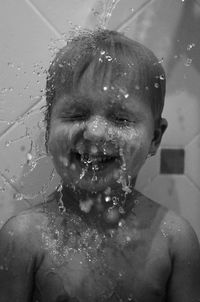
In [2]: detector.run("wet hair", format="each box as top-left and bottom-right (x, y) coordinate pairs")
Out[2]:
(44, 29), (166, 149)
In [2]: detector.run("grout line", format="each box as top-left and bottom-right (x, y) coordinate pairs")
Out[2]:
(184, 173), (200, 192)
(185, 132), (200, 149)
(0, 96), (45, 141)
(24, 0), (62, 40)
(114, 0), (155, 31)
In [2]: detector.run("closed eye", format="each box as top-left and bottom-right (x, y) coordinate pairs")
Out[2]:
(60, 113), (88, 121)
(114, 116), (135, 125)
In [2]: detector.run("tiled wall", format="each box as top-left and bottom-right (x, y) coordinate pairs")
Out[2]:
(0, 0), (200, 240)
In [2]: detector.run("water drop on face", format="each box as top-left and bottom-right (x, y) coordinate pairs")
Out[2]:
(59, 156), (69, 167)
(70, 163), (76, 170)
(126, 236), (131, 242)
(104, 207), (120, 224)
(90, 145), (98, 155)
(105, 196), (111, 202)
(118, 219), (125, 228)
(105, 55), (112, 61)
(79, 199), (93, 213)
(104, 186), (111, 195)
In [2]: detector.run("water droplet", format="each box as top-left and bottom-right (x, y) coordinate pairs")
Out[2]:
(27, 153), (32, 161)
(159, 74), (165, 80)
(10, 176), (17, 184)
(105, 196), (111, 202)
(112, 196), (118, 205)
(7, 62), (14, 68)
(104, 187), (111, 195)
(59, 156), (69, 167)
(70, 163), (76, 170)
(126, 236), (131, 242)
(100, 50), (106, 55)
(105, 55), (112, 61)
(187, 43), (195, 51)
(13, 193), (24, 201)
(124, 93), (129, 99)
(128, 294), (134, 301)
(154, 83), (159, 88)
(5, 141), (11, 147)
(184, 58), (192, 66)
(118, 206), (125, 214)
(103, 86), (108, 91)
(79, 199), (93, 213)
(1, 88), (8, 94)
(118, 219), (125, 227)
(90, 145), (98, 155)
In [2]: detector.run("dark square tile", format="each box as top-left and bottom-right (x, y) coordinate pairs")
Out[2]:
(160, 148), (185, 174)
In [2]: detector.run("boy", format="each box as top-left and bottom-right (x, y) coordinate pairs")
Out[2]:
(0, 29), (200, 302)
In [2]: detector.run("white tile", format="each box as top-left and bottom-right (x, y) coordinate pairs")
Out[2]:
(0, 98), (59, 204)
(106, 0), (148, 30)
(142, 174), (200, 241)
(0, 0), (63, 135)
(30, 0), (96, 32)
(135, 149), (160, 191)
(185, 134), (200, 190)
(119, 0), (183, 67)
(162, 80), (200, 146)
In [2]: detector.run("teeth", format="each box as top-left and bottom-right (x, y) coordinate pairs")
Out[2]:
(80, 153), (113, 164)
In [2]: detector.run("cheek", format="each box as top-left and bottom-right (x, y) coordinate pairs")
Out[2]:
(48, 123), (82, 155)
(121, 128), (151, 160)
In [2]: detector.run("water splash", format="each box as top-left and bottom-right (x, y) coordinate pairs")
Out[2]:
(96, 0), (121, 28)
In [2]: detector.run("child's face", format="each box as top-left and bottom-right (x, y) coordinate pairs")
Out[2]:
(47, 85), (157, 193)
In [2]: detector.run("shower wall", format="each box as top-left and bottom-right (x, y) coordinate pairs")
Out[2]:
(0, 0), (200, 240)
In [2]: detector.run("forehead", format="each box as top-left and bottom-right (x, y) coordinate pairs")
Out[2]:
(54, 88), (152, 118)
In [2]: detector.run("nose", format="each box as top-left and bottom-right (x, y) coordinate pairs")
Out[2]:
(83, 115), (108, 141)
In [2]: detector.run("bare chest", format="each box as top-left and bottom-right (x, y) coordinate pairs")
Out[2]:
(34, 224), (170, 302)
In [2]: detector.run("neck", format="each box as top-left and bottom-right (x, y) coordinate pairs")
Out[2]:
(56, 181), (138, 229)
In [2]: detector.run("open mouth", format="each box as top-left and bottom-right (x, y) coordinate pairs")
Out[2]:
(73, 151), (119, 171)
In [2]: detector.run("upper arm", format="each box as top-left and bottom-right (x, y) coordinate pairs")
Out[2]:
(167, 216), (200, 302)
(0, 215), (36, 302)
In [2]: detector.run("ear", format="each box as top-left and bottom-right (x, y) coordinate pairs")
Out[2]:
(149, 118), (168, 156)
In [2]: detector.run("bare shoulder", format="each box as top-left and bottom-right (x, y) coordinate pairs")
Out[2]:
(161, 209), (200, 258)
(0, 203), (53, 254)
(134, 190), (200, 252)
